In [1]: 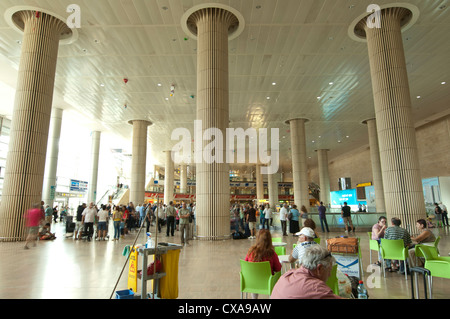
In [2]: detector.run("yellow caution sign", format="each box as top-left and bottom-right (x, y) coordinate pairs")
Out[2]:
(127, 247), (138, 292)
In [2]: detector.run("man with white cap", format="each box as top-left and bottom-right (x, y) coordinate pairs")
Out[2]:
(288, 227), (318, 264)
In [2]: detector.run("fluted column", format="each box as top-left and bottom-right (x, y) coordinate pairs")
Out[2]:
(0, 11), (71, 241)
(255, 164), (264, 203)
(362, 119), (386, 213)
(180, 164), (188, 194)
(129, 120), (151, 205)
(164, 151), (174, 205)
(286, 118), (310, 210)
(87, 131), (101, 204)
(42, 108), (63, 208)
(355, 6), (425, 232)
(268, 172), (279, 211)
(316, 149), (331, 206)
(187, 7), (241, 240)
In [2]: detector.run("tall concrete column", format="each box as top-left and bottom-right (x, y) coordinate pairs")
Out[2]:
(42, 108), (63, 208)
(362, 118), (386, 213)
(164, 151), (174, 205)
(183, 4), (243, 240)
(255, 164), (264, 204)
(0, 10), (72, 241)
(268, 172), (279, 211)
(286, 118), (310, 210)
(352, 5), (425, 232)
(129, 120), (151, 205)
(87, 131), (101, 204)
(316, 149), (331, 206)
(180, 164), (188, 194)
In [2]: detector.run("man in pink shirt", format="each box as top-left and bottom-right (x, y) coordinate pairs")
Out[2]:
(271, 245), (341, 299)
(24, 203), (45, 249)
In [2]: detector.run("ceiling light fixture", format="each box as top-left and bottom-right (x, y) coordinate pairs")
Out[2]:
(441, 81), (446, 85)
(272, 82), (277, 86)
(417, 96), (421, 99)
(329, 82), (334, 85)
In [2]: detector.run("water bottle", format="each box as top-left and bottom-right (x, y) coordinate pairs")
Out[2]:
(146, 232), (155, 248)
(357, 280), (368, 299)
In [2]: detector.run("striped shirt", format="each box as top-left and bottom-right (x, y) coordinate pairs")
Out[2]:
(384, 226), (412, 247)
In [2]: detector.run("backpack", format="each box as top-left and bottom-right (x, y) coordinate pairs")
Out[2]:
(233, 231), (248, 240)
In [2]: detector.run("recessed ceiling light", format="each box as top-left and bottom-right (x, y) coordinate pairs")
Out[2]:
(338, 140), (342, 143)
(157, 83), (162, 87)
(318, 136), (321, 138)
(114, 98), (119, 101)
(346, 136), (349, 138)
(312, 141), (315, 143)
(441, 81), (446, 85)
(266, 97), (270, 100)
(329, 82), (334, 85)
(165, 98), (169, 101)
(16, 40), (22, 45)
(317, 96), (321, 100)
(272, 82), (277, 86)
(417, 96), (421, 99)
(100, 83), (105, 87)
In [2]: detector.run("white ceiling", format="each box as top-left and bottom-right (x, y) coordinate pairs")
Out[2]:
(0, 0), (449, 175)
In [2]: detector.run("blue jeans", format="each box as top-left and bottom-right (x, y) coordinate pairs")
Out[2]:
(319, 216), (330, 232)
(114, 221), (120, 239)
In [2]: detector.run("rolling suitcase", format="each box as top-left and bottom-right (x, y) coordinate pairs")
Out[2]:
(410, 267), (432, 299)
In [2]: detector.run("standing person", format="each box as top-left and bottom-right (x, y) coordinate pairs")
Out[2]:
(300, 205), (308, 227)
(439, 202), (448, 227)
(279, 203), (288, 236)
(165, 201), (176, 237)
(44, 205), (53, 228)
(179, 202), (191, 245)
(434, 203), (443, 228)
(259, 205), (265, 229)
(82, 202), (97, 242)
(52, 205), (59, 223)
(289, 205), (300, 235)
(189, 203), (195, 239)
(317, 202), (330, 233)
(246, 203), (257, 239)
(341, 202), (354, 233)
(139, 204), (146, 227)
(245, 229), (282, 299)
(23, 203), (45, 250)
(97, 204), (109, 241)
(74, 203), (86, 240)
(154, 202), (165, 233)
(112, 206), (122, 241)
(264, 204), (273, 230)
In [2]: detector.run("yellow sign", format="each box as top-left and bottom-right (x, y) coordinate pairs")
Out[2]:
(357, 182), (372, 187)
(127, 247), (138, 292)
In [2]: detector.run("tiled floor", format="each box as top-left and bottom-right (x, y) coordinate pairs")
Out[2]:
(1, 221), (449, 299)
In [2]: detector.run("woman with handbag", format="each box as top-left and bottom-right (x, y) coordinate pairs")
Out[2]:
(289, 205), (300, 235)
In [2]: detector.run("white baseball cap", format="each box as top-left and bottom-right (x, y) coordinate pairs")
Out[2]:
(295, 227), (315, 238)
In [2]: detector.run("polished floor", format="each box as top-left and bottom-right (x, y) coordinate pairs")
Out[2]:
(1, 219), (449, 299)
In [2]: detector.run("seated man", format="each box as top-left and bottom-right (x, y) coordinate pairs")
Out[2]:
(288, 227), (318, 264)
(271, 245), (341, 299)
(39, 223), (56, 240)
(384, 217), (412, 273)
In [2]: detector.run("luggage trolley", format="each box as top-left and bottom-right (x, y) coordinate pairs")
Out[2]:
(326, 237), (363, 280)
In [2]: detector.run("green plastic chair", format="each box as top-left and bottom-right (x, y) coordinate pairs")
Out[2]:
(415, 236), (441, 260)
(239, 260), (281, 299)
(380, 238), (409, 280)
(272, 237), (282, 243)
(326, 264), (339, 296)
(274, 246), (286, 256)
(418, 245), (450, 279)
(368, 232), (380, 265)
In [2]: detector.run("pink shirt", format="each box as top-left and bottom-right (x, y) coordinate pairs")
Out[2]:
(25, 208), (44, 227)
(372, 223), (385, 240)
(245, 251), (282, 275)
(270, 267), (341, 299)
